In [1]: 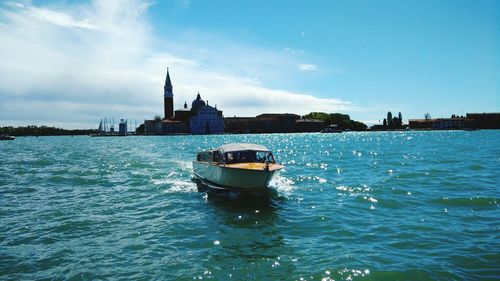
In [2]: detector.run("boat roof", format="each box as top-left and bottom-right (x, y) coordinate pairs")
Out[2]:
(216, 143), (270, 153)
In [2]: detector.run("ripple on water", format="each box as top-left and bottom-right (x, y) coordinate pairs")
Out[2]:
(431, 197), (499, 208)
(0, 132), (499, 280)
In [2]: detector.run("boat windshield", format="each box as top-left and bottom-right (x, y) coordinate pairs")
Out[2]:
(197, 151), (213, 162)
(197, 150), (225, 163)
(224, 150), (275, 164)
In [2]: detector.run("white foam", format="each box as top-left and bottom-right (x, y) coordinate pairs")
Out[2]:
(172, 160), (193, 173)
(162, 179), (197, 193)
(269, 174), (295, 194)
(153, 170), (197, 193)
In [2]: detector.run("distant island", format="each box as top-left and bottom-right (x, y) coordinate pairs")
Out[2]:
(371, 112), (500, 131)
(2, 69), (498, 136)
(136, 69), (369, 135)
(3, 111), (500, 137)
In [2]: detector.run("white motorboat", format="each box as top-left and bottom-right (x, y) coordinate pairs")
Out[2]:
(193, 143), (284, 192)
(0, 134), (15, 140)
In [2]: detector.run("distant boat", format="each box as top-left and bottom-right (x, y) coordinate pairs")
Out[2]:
(193, 143), (284, 193)
(90, 118), (126, 137)
(321, 125), (343, 133)
(0, 134), (15, 140)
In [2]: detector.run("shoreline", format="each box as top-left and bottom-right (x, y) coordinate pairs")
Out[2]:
(4, 128), (492, 138)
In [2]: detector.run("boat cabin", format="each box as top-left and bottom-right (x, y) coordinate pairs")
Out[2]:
(196, 143), (276, 165)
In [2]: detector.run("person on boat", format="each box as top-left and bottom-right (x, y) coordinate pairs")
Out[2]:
(213, 151), (221, 163)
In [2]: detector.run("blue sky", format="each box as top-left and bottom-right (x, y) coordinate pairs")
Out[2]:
(0, 0), (498, 128)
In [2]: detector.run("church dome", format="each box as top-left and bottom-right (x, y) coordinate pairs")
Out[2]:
(191, 92), (206, 111)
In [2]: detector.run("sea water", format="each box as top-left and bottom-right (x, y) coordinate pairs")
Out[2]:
(1, 131), (499, 280)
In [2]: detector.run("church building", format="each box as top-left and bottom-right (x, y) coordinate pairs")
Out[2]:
(144, 69), (224, 135)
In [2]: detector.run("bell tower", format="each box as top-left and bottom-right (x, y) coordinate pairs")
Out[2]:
(164, 68), (174, 119)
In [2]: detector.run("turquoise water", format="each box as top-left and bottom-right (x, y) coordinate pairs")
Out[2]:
(1, 131), (499, 280)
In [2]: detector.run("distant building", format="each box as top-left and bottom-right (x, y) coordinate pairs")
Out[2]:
(371, 111), (406, 130)
(408, 116), (473, 130)
(144, 69), (224, 135)
(408, 119), (435, 129)
(295, 119), (326, 132)
(188, 94), (224, 134)
(225, 114), (298, 133)
(174, 101), (191, 124)
(255, 113), (300, 133)
(380, 111), (404, 130)
(223, 117), (254, 133)
(432, 117), (473, 130)
(371, 124), (388, 131)
(144, 119), (187, 134)
(466, 113), (500, 129)
(118, 119), (127, 135)
(164, 68), (174, 119)
(224, 113), (325, 133)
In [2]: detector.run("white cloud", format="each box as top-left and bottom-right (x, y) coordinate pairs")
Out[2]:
(283, 47), (304, 54)
(0, 0), (353, 129)
(297, 64), (318, 72)
(26, 7), (98, 29)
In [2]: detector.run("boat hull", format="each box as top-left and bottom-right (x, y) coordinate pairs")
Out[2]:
(192, 161), (282, 191)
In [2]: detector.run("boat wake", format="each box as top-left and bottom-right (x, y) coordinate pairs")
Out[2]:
(269, 173), (295, 195)
(149, 160), (198, 193)
(152, 169), (197, 194)
(161, 178), (197, 193)
(172, 159), (193, 173)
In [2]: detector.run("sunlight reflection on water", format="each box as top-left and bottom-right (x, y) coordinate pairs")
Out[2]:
(0, 131), (499, 280)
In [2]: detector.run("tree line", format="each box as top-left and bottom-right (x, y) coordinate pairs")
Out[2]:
(303, 112), (367, 131)
(0, 125), (98, 136)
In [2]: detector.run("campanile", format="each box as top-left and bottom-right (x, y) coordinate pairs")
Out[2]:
(164, 68), (174, 119)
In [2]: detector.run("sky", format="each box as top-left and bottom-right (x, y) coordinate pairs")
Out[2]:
(0, 0), (498, 129)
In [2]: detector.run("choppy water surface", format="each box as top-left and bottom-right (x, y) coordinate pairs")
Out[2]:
(1, 131), (499, 280)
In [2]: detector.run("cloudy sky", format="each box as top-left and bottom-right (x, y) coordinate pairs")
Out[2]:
(0, 0), (498, 129)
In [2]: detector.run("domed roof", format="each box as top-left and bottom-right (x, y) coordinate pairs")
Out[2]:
(191, 92), (206, 111)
